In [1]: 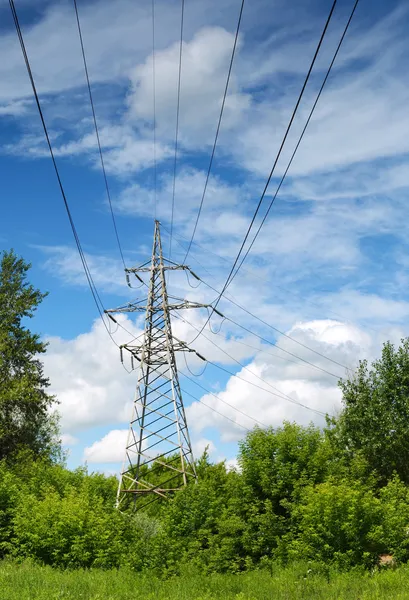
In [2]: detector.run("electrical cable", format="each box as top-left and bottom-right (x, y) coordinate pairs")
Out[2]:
(208, 358), (330, 417)
(187, 0), (338, 343)
(201, 280), (350, 372)
(182, 0), (245, 263)
(163, 224), (350, 375)
(181, 387), (252, 432)
(151, 0), (158, 219)
(183, 352), (208, 377)
(207, 307), (226, 334)
(9, 0), (116, 343)
(185, 268), (201, 288)
(73, 0), (126, 269)
(180, 371), (267, 428)
(173, 313), (332, 417)
(169, 0), (185, 260)
(228, 0), (360, 286)
(10, 0), (148, 358)
(203, 323), (331, 370)
(164, 224), (379, 335)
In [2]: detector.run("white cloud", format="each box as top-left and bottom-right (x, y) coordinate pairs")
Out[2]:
(186, 319), (372, 442)
(127, 27), (250, 145)
(5, 0), (409, 472)
(0, 99), (32, 116)
(84, 429), (128, 463)
(44, 316), (142, 432)
(38, 245), (129, 293)
(192, 437), (216, 459)
(116, 167), (245, 229)
(60, 433), (79, 446)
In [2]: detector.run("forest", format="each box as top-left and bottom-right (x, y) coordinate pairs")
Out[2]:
(2, 249), (409, 597)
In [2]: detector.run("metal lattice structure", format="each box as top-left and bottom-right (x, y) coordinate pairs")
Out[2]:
(107, 220), (209, 510)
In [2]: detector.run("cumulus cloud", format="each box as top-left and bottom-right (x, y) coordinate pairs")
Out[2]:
(37, 245), (137, 295)
(186, 319), (373, 442)
(43, 316), (142, 432)
(60, 433), (79, 446)
(5, 0), (409, 471)
(84, 429), (128, 463)
(127, 27), (250, 145)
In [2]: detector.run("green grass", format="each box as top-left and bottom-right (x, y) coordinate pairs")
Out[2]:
(1, 561), (409, 599)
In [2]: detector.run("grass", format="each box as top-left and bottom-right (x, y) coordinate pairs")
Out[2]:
(1, 561), (409, 599)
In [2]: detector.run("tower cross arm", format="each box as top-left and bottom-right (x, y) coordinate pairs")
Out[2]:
(105, 299), (213, 315)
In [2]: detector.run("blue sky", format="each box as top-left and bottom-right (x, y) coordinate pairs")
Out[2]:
(1, 0), (409, 473)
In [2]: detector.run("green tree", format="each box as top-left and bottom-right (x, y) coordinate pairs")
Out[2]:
(288, 478), (383, 569)
(0, 250), (57, 461)
(336, 339), (409, 484)
(237, 423), (334, 563)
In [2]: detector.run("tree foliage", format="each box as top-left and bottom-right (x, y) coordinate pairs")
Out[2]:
(0, 250), (57, 461)
(336, 339), (409, 484)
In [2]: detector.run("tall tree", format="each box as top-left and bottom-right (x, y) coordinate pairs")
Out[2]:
(336, 338), (409, 484)
(0, 250), (57, 461)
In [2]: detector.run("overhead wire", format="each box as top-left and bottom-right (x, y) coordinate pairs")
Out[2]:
(73, 0), (126, 269)
(180, 371), (267, 428)
(181, 387), (252, 432)
(169, 0), (185, 260)
(209, 358), (330, 418)
(201, 279), (350, 373)
(9, 0), (112, 340)
(10, 0), (145, 356)
(173, 313), (331, 417)
(163, 224), (374, 333)
(228, 0), (360, 286)
(151, 0), (158, 219)
(164, 225), (350, 375)
(195, 318), (332, 371)
(182, 0), (246, 263)
(183, 351), (208, 377)
(187, 0), (338, 343)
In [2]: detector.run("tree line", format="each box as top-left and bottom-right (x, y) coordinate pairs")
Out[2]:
(1, 249), (409, 573)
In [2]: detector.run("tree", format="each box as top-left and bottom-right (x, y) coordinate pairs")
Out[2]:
(336, 338), (409, 484)
(0, 250), (57, 461)
(238, 423), (331, 511)
(288, 478), (383, 568)
(237, 423), (334, 562)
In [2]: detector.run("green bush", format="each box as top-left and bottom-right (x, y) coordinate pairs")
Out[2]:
(287, 479), (383, 568)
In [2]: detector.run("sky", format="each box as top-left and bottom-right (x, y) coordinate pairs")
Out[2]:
(1, 0), (409, 474)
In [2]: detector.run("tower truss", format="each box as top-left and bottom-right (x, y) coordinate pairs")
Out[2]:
(106, 220), (209, 510)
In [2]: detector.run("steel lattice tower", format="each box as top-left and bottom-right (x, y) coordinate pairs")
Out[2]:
(106, 220), (209, 510)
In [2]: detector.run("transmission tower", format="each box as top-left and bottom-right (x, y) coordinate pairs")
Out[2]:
(106, 220), (210, 510)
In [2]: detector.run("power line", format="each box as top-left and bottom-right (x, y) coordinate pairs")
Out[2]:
(9, 0), (112, 338)
(169, 0), (185, 260)
(199, 278), (350, 373)
(165, 225), (381, 338)
(209, 358), (330, 418)
(181, 371), (267, 428)
(182, 0), (246, 263)
(188, 0), (338, 343)
(9, 0), (146, 357)
(181, 387), (252, 432)
(164, 224), (349, 375)
(193, 317), (333, 371)
(174, 313), (331, 417)
(151, 0), (158, 219)
(73, 0), (126, 269)
(228, 0), (360, 285)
